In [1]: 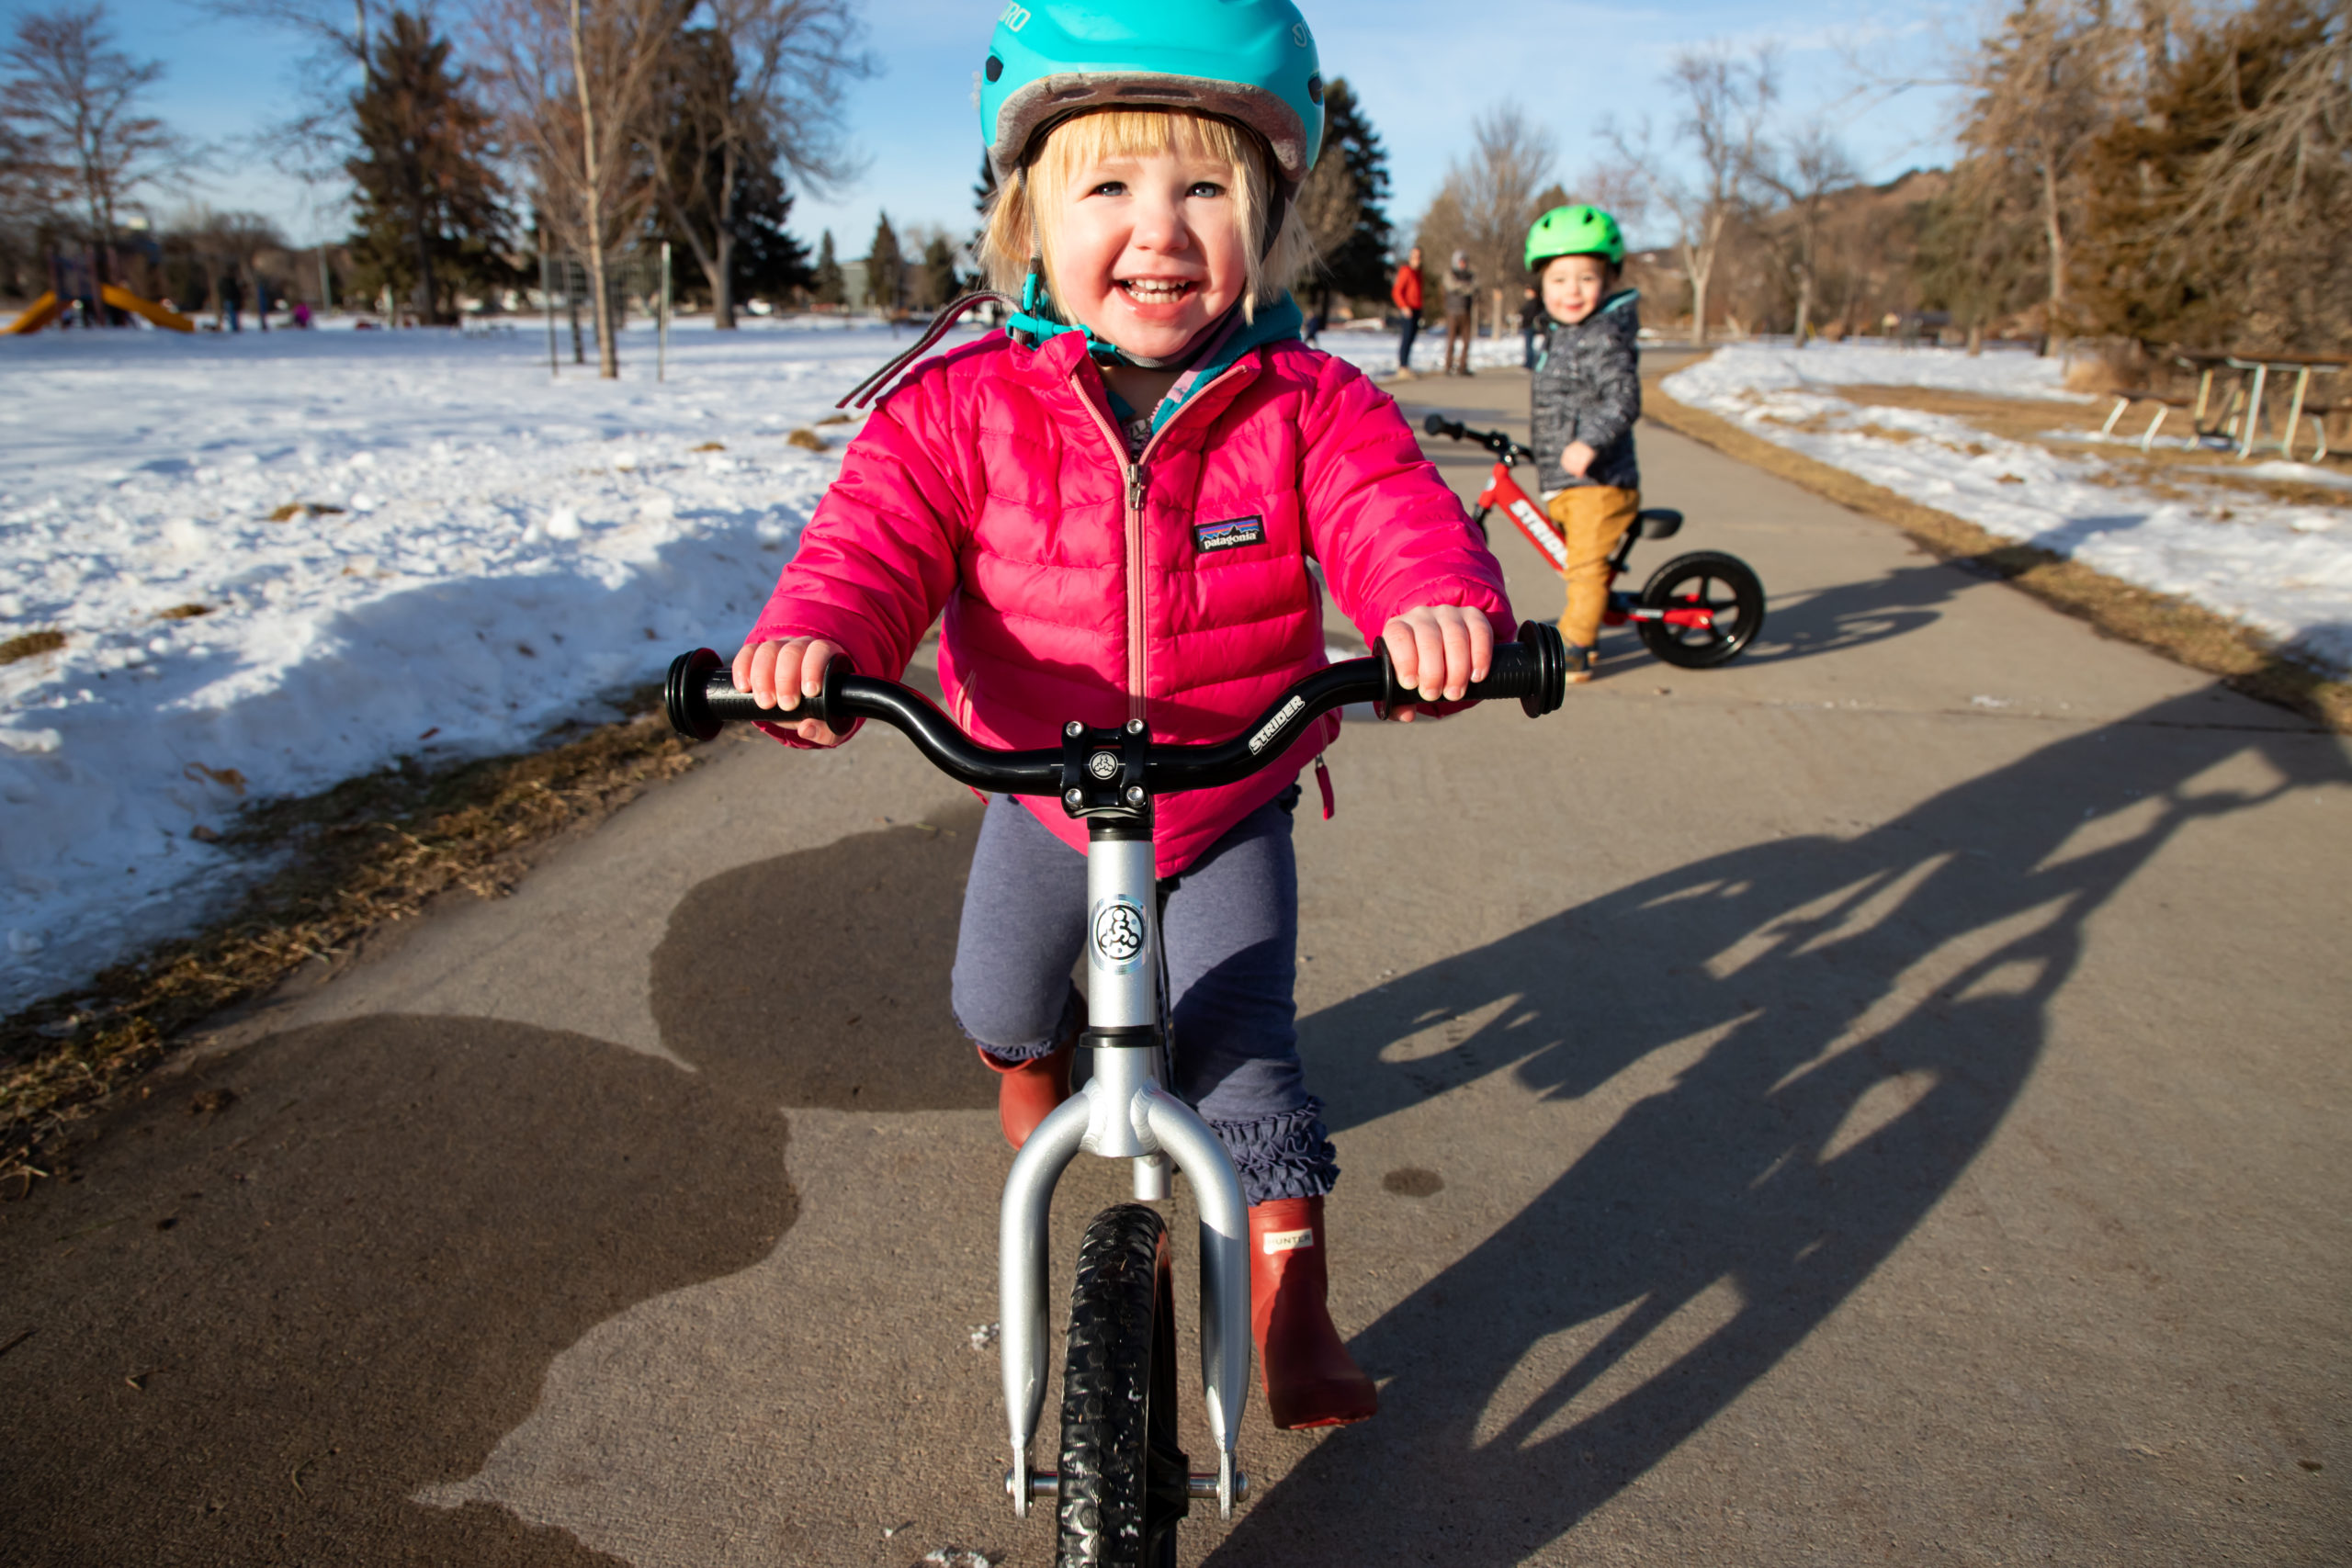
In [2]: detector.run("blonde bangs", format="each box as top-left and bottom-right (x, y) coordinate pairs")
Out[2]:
(980, 107), (1308, 324)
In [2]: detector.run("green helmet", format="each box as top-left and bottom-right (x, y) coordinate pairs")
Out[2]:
(978, 0), (1326, 196)
(1525, 204), (1625, 270)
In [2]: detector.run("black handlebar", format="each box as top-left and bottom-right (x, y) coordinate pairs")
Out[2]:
(1422, 412), (1537, 467)
(664, 622), (1570, 801)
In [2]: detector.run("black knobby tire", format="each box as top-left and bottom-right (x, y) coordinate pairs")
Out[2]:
(1637, 549), (1767, 668)
(1057, 1203), (1189, 1568)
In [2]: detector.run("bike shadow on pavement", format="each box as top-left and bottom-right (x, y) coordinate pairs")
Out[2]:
(1209, 688), (2345, 1565)
(1718, 558), (1956, 669)
(0, 805), (988, 1567)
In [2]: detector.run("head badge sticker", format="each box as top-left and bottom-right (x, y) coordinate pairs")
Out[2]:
(1091, 897), (1148, 972)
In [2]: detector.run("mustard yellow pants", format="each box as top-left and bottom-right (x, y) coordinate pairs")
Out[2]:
(1544, 484), (1640, 649)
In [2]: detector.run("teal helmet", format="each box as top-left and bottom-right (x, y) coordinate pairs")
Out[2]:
(1526, 204), (1625, 270)
(978, 0), (1326, 196)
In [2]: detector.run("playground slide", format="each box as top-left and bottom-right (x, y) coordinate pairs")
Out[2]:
(3, 291), (63, 335)
(100, 284), (195, 333)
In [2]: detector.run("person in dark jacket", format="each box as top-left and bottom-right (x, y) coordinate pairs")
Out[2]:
(1441, 250), (1476, 375)
(1525, 205), (1639, 681)
(1518, 285), (1544, 369)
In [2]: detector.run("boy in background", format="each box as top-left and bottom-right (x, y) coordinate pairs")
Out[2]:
(1525, 205), (1639, 682)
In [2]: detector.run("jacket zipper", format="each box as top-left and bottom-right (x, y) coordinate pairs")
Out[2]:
(1069, 363), (1250, 728)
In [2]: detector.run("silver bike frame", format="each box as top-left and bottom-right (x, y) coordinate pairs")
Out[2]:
(997, 822), (1252, 1519)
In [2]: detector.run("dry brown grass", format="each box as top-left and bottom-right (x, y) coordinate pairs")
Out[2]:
(1644, 374), (2352, 732)
(0, 630), (67, 665)
(0, 699), (699, 1195)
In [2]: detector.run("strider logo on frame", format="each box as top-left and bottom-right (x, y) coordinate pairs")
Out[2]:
(1091, 897), (1148, 971)
(1193, 515), (1266, 554)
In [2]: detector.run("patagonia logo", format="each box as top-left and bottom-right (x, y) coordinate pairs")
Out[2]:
(1193, 515), (1265, 554)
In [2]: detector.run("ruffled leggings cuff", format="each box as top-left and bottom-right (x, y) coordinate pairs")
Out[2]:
(1212, 1097), (1339, 1207)
(964, 987), (1082, 1066)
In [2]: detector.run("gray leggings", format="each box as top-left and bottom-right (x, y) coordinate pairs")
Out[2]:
(950, 791), (1338, 1205)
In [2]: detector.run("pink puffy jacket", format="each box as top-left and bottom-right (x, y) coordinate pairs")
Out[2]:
(746, 327), (1516, 875)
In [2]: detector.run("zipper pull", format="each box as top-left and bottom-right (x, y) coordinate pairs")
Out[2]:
(1128, 463), (1148, 513)
(1314, 756), (1335, 820)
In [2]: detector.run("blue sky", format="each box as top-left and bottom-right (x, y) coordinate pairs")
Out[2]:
(75, 0), (1962, 251)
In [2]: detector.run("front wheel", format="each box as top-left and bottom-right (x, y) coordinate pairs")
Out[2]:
(1637, 550), (1766, 668)
(1057, 1204), (1189, 1568)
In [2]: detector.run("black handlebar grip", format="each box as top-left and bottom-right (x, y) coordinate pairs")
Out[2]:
(1374, 622), (1567, 718)
(665, 647), (842, 739)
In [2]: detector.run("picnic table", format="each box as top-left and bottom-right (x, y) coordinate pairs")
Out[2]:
(2165, 347), (2344, 461)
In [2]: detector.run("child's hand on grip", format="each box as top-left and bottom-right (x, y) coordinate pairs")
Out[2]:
(732, 637), (845, 744)
(1379, 604), (1493, 722)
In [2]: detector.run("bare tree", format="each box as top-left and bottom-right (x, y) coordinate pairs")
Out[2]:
(1291, 133), (1356, 280)
(1948, 0), (2130, 339)
(1, 5), (181, 256)
(1607, 41), (1776, 344)
(479, 0), (681, 377)
(644, 0), (867, 329)
(192, 0), (379, 196)
(1424, 103), (1555, 339)
(1569, 157), (1651, 239)
(1747, 116), (1856, 344)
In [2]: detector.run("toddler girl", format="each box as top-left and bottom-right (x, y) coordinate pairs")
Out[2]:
(731, 0), (1514, 1429)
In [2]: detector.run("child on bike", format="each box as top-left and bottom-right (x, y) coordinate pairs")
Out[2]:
(1526, 204), (1641, 682)
(729, 0), (1516, 1431)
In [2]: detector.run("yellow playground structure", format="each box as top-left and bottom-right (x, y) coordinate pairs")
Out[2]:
(5, 284), (196, 335)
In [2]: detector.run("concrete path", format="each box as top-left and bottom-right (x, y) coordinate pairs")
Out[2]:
(4, 367), (2346, 1567)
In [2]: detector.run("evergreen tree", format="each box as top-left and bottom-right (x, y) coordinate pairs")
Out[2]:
(864, 210), (902, 311)
(920, 232), (960, 308)
(345, 9), (510, 324)
(648, 26), (813, 320)
(812, 228), (843, 305)
(1315, 78), (1394, 301)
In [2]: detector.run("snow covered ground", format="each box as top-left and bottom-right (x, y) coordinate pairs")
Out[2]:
(0, 317), (979, 1012)
(1663, 344), (2352, 674)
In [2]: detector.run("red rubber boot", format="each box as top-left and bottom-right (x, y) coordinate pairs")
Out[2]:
(1249, 1196), (1378, 1429)
(976, 1006), (1080, 1150)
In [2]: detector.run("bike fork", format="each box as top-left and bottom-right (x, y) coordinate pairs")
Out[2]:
(998, 817), (1251, 1519)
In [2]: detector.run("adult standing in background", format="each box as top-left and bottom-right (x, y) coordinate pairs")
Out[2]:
(1442, 250), (1476, 376)
(1519, 285), (1545, 369)
(1389, 245), (1425, 378)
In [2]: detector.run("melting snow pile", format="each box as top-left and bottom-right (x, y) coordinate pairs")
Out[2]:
(1664, 344), (2352, 675)
(0, 318), (974, 1011)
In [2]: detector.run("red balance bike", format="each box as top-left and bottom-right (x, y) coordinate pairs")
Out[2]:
(1424, 414), (1766, 669)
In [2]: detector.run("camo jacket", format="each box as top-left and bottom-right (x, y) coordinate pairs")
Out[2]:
(1532, 288), (1641, 494)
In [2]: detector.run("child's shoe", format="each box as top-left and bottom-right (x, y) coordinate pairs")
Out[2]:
(1563, 641), (1596, 684)
(977, 1012), (1080, 1149)
(1249, 1196), (1378, 1429)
